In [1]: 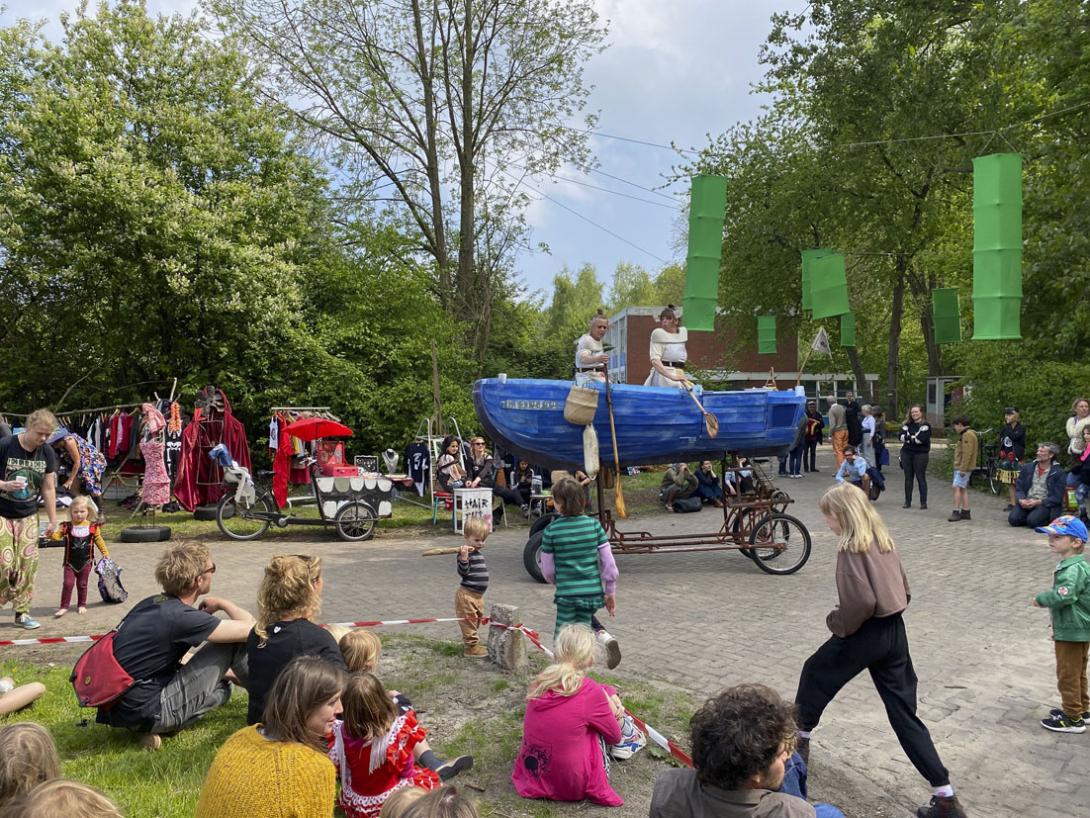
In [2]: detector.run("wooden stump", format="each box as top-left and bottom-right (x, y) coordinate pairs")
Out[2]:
(487, 603), (527, 670)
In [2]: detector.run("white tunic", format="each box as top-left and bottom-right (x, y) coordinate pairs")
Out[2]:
(574, 333), (607, 385)
(644, 327), (688, 388)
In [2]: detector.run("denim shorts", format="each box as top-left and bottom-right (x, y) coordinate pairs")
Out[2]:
(952, 470), (970, 488)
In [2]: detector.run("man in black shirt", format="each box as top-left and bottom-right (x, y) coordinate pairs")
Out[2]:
(0, 408), (60, 630)
(96, 540), (253, 749)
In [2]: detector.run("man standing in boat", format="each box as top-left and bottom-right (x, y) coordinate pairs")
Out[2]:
(644, 305), (688, 388)
(574, 310), (610, 385)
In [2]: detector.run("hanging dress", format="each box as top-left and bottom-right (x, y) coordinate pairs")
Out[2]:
(67, 433), (107, 496)
(139, 438), (171, 507)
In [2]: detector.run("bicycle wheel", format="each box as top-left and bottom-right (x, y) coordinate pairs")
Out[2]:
(216, 491), (274, 541)
(747, 513), (812, 575)
(335, 501), (377, 542)
(987, 461), (1001, 495)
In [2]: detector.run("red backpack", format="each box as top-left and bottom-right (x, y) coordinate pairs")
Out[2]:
(70, 631), (134, 709)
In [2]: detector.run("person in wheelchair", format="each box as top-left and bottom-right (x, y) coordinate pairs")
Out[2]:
(834, 447), (871, 496)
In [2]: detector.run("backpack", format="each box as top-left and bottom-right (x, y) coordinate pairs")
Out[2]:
(95, 557), (128, 604)
(70, 631), (134, 709)
(672, 495), (702, 513)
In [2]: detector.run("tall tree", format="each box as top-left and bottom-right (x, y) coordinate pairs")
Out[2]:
(208, 0), (607, 356)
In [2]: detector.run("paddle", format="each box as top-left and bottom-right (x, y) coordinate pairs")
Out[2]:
(682, 380), (720, 438)
(603, 369), (627, 518)
(421, 547), (463, 556)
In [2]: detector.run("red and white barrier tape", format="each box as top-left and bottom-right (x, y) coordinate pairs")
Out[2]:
(2, 614), (689, 766)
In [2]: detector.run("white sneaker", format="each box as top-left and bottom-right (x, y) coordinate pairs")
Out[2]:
(596, 629), (621, 669)
(610, 719), (647, 759)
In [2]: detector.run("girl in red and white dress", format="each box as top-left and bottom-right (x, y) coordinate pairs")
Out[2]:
(329, 673), (470, 818)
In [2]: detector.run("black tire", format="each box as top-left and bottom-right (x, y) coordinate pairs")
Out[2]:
(987, 462), (1001, 496)
(193, 504), (219, 521)
(119, 525), (172, 543)
(335, 501), (377, 542)
(216, 491), (274, 541)
(747, 513), (811, 575)
(529, 512), (558, 537)
(523, 531), (547, 583)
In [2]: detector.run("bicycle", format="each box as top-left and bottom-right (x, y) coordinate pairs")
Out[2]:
(970, 428), (1001, 496)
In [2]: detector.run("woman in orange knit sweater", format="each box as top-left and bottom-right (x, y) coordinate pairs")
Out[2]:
(195, 656), (345, 818)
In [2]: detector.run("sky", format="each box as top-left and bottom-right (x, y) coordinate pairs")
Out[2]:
(1, 0), (801, 299)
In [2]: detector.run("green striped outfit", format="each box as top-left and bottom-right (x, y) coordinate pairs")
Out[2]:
(541, 515), (607, 637)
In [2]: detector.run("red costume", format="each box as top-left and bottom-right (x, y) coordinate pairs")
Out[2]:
(173, 388), (251, 511)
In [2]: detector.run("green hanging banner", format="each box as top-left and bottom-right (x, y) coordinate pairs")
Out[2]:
(757, 315), (777, 354)
(683, 175), (728, 331)
(840, 312), (855, 347)
(801, 249), (832, 313)
(972, 153), (1022, 340)
(810, 252), (851, 319)
(932, 287), (962, 344)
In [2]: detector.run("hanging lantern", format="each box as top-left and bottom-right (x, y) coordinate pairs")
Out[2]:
(810, 252), (851, 319)
(683, 175), (728, 331)
(972, 153), (1022, 340)
(932, 288), (962, 344)
(801, 249), (832, 313)
(758, 315), (777, 353)
(840, 312), (856, 347)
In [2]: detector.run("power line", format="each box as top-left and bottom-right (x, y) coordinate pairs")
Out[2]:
(498, 167), (671, 264)
(506, 162), (679, 210)
(563, 125), (702, 155)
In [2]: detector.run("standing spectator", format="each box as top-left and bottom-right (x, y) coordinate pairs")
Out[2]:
(804, 401), (824, 473)
(454, 518), (489, 658)
(998, 407), (1026, 512)
(1031, 515), (1090, 734)
(1066, 398), (1090, 487)
(948, 417), (978, 522)
(899, 405), (931, 510)
(0, 409), (59, 630)
(1071, 427), (1090, 520)
(827, 400), (848, 469)
(1009, 444), (1065, 529)
(47, 427), (108, 521)
(871, 407), (888, 473)
(844, 391), (863, 448)
(651, 684), (844, 818)
(860, 406), (877, 467)
(795, 484), (968, 818)
(788, 432), (805, 480)
(49, 496), (109, 617)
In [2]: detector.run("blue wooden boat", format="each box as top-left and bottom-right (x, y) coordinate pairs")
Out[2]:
(473, 378), (806, 470)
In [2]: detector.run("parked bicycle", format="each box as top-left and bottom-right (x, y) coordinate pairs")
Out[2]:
(970, 428), (1001, 496)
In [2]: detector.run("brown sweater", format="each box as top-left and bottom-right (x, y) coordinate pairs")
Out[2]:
(826, 545), (910, 638)
(953, 428), (979, 473)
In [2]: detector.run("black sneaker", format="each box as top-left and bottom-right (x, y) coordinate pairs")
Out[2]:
(436, 755), (473, 781)
(1050, 707), (1090, 721)
(1041, 713), (1086, 733)
(916, 794), (968, 818)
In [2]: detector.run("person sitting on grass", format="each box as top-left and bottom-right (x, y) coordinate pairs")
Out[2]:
(1, 779), (123, 818)
(650, 683), (844, 818)
(94, 540), (253, 750)
(402, 786), (480, 818)
(660, 462), (698, 511)
(512, 624), (645, 808)
(379, 786), (427, 818)
(0, 723), (60, 810)
(695, 461), (725, 508)
(196, 656), (344, 818)
(833, 447), (870, 496)
(0, 678), (45, 717)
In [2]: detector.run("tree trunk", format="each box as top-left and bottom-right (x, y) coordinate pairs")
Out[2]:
(845, 346), (871, 403)
(920, 303), (944, 376)
(886, 262), (907, 415)
(456, 0), (479, 346)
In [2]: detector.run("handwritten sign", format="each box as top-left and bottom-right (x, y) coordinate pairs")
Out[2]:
(454, 488), (493, 533)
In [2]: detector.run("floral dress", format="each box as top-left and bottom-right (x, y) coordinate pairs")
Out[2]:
(66, 434), (107, 496)
(329, 710), (440, 818)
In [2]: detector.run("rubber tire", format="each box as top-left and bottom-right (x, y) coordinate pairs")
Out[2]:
(529, 512), (557, 538)
(747, 513), (812, 575)
(119, 525), (172, 543)
(987, 463), (1001, 496)
(334, 501), (377, 542)
(193, 504), (219, 521)
(523, 531), (547, 583)
(216, 492), (274, 542)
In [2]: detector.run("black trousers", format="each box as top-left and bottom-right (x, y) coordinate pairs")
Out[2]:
(805, 441), (818, 471)
(795, 613), (950, 787)
(902, 450), (929, 505)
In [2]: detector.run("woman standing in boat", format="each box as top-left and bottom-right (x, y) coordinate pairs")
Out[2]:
(574, 310), (610, 386)
(644, 306), (688, 388)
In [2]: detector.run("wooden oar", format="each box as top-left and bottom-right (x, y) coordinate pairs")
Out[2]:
(421, 546), (463, 557)
(682, 380), (720, 438)
(603, 370), (627, 518)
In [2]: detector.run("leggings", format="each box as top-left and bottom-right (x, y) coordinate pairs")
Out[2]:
(901, 450), (929, 505)
(61, 563), (93, 609)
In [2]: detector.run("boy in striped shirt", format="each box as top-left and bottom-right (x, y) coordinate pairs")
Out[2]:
(540, 477), (620, 641)
(455, 516), (490, 658)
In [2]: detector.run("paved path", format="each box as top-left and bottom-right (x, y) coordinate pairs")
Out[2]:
(10, 449), (1083, 817)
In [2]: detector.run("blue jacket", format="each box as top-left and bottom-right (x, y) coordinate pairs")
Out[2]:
(1014, 461), (1065, 511)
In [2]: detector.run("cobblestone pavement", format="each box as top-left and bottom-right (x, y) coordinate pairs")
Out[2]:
(10, 448), (1085, 817)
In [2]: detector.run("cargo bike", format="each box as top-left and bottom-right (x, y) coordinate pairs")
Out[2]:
(211, 418), (393, 543)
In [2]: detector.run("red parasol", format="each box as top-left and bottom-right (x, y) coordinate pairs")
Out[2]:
(283, 417), (354, 442)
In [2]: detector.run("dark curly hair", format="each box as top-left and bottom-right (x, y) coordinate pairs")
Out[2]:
(690, 684), (796, 790)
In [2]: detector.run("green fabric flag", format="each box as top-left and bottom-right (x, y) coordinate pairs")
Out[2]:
(683, 175), (728, 331)
(801, 249), (832, 312)
(840, 312), (855, 347)
(932, 288), (962, 344)
(810, 253), (851, 319)
(972, 154), (1022, 339)
(758, 315), (777, 354)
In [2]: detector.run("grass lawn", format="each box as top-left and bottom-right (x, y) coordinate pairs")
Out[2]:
(1, 632), (696, 818)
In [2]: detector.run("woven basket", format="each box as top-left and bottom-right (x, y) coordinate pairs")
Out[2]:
(563, 385), (599, 425)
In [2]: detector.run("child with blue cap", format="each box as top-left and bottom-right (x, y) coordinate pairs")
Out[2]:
(1033, 514), (1090, 733)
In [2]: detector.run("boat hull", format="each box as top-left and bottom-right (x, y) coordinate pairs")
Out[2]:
(472, 378), (805, 470)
